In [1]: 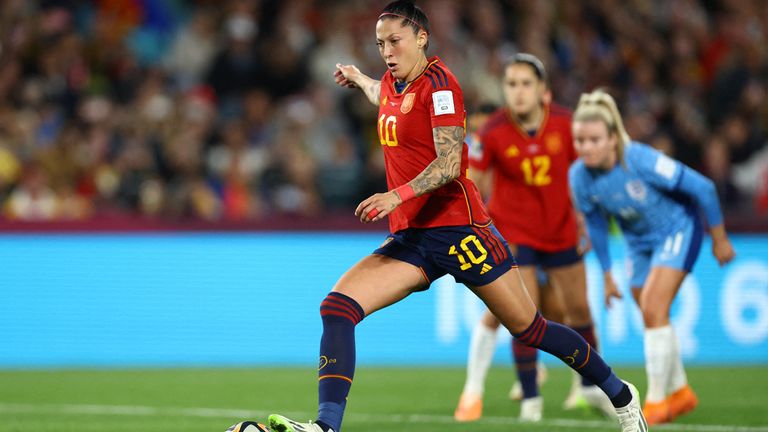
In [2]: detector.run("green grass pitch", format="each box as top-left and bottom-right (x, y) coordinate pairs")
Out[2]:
(0, 366), (766, 431)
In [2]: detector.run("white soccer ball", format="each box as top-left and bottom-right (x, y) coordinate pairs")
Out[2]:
(225, 421), (271, 432)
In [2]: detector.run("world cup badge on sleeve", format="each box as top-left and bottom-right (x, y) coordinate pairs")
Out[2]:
(401, 93), (415, 114)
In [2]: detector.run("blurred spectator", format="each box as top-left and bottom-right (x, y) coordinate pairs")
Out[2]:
(4, 162), (58, 220)
(0, 0), (765, 227)
(701, 134), (742, 208)
(164, 8), (219, 92)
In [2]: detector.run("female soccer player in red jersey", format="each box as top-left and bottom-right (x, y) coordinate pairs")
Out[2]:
(268, 3), (646, 432)
(455, 54), (613, 422)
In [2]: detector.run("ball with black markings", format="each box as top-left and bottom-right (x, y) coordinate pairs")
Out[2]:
(225, 421), (271, 432)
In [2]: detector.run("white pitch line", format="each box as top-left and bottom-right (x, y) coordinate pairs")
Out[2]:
(0, 403), (766, 432)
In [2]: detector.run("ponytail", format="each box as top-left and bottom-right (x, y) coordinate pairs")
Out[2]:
(573, 90), (631, 164)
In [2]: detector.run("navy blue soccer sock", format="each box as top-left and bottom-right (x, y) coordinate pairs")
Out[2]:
(512, 338), (539, 398)
(317, 292), (365, 432)
(572, 323), (599, 387)
(513, 312), (629, 407)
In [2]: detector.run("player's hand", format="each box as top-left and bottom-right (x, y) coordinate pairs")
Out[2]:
(575, 211), (591, 255)
(355, 191), (402, 223)
(712, 236), (736, 266)
(576, 223), (592, 255)
(334, 63), (360, 89)
(603, 272), (622, 309)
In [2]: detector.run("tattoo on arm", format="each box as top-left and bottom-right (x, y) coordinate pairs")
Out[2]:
(406, 126), (464, 197)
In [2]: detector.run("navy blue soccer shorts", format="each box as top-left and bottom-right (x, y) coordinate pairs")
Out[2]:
(515, 244), (581, 268)
(373, 224), (517, 288)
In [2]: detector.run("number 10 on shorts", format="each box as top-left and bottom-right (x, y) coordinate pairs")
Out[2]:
(449, 235), (488, 270)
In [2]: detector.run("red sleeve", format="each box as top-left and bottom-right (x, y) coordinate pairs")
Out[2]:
(427, 73), (466, 128)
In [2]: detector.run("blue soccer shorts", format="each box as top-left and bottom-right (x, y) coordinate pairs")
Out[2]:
(627, 216), (704, 288)
(515, 244), (582, 268)
(373, 224), (517, 288)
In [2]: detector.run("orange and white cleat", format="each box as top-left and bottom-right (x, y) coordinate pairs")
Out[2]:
(643, 399), (672, 425)
(667, 384), (698, 419)
(454, 393), (483, 422)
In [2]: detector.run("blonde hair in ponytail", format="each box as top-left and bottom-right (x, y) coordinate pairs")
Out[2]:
(573, 90), (631, 164)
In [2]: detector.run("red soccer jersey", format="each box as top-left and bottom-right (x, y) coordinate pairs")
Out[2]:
(470, 104), (578, 251)
(378, 57), (490, 233)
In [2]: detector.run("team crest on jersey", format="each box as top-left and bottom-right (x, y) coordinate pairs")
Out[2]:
(545, 133), (562, 154)
(505, 145), (520, 158)
(625, 180), (647, 202)
(401, 93), (415, 114)
(381, 96), (387, 106)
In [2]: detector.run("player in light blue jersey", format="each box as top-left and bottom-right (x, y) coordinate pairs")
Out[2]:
(568, 90), (736, 426)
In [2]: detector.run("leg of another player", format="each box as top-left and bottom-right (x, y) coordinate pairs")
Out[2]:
(631, 287), (642, 306)
(532, 278), (560, 401)
(639, 266), (696, 425)
(539, 278), (567, 323)
(454, 310), (500, 421)
(512, 266), (544, 421)
(548, 261), (615, 417)
(270, 254), (426, 432)
(470, 268), (647, 432)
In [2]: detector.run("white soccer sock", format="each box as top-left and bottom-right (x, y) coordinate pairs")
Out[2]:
(462, 321), (498, 397)
(667, 326), (688, 393)
(644, 325), (674, 403)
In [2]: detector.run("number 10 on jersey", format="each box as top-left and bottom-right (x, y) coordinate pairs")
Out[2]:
(378, 114), (399, 147)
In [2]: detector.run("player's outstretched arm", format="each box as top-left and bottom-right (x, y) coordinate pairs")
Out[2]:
(574, 210), (592, 255)
(662, 162), (736, 265)
(334, 63), (381, 106)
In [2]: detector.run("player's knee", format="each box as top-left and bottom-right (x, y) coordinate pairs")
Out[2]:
(480, 310), (501, 328)
(510, 311), (546, 347)
(320, 292), (365, 326)
(640, 302), (667, 327)
(639, 290), (672, 326)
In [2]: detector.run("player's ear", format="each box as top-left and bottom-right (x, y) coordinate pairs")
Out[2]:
(416, 30), (428, 50)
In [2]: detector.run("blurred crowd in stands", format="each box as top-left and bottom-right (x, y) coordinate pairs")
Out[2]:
(0, 0), (766, 226)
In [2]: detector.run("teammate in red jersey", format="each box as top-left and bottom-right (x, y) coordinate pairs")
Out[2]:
(455, 54), (611, 422)
(268, 3), (646, 432)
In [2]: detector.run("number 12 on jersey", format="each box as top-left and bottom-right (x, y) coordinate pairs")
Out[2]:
(521, 155), (552, 186)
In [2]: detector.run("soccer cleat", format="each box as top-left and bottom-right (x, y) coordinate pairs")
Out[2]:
(453, 393), (482, 422)
(643, 400), (672, 425)
(582, 384), (618, 419)
(562, 391), (591, 411)
(268, 414), (325, 432)
(508, 362), (548, 401)
(667, 384), (698, 419)
(562, 371), (586, 410)
(519, 396), (543, 422)
(509, 381), (523, 401)
(615, 381), (649, 432)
